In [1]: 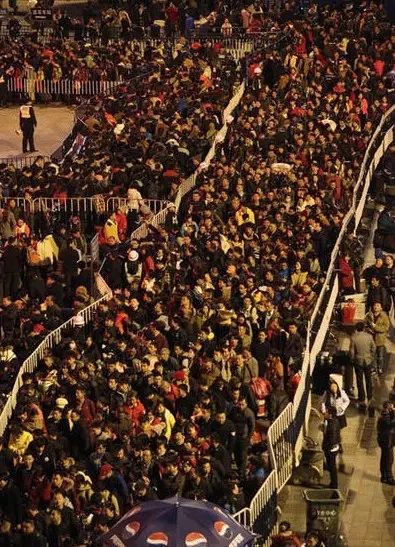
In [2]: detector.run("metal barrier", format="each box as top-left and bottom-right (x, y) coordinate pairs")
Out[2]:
(0, 292), (111, 436)
(267, 403), (294, 493)
(91, 233), (100, 264)
(250, 470), (278, 544)
(7, 78), (122, 97)
(174, 81), (245, 212)
(0, 155), (50, 168)
(292, 331), (311, 463)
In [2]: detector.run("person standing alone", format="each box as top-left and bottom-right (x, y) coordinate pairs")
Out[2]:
(349, 322), (376, 409)
(322, 405), (341, 489)
(377, 401), (395, 485)
(19, 101), (37, 153)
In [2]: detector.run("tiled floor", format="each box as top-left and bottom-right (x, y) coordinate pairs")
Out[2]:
(0, 104), (74, 158)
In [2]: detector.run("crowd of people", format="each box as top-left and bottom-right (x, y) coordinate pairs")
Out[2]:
(0, 210), (94, 415)
(0, 35), (239, 207)
(0, 1), (393, 546)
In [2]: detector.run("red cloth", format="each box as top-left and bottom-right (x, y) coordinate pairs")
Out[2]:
(78, 398), (96, 427)
(115, 311), (129, 334)
(115, 211), (128, 240)
(295, 37), (306, 56)
(373, 59), (385, 77)
(123, 400), (146, 427)
(166, 5), (179, 24)
(338, 257), (354, 290)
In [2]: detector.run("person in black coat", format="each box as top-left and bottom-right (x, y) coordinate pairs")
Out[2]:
(0, 469), (23, 528)
(322, 405), (341, 489)
(283, 323), (303, 377)
(0, 297), (19, 339)
(0, 438), (14, 475)
(59, 239), (80, 288)
(366, 276), (392, 312)
(377, 401), (395, 485)
(16, 519), (46, 547)
(2, 238), (22, 300)
(46, 509), (74, 547)
(45, 275), (64, 307)
(311, 221), (331, 272)
(250, 330), (270, 375)
(210, 411), (236, 455)
(19, 102), (37, 153)
(65, 409), (91, 461)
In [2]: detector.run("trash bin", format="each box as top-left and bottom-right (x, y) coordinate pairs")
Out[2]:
(303, 489), (343, 546)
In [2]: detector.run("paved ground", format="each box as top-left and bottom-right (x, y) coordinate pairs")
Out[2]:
(278, 208), (395, 547)
(0, 104), (75, 158)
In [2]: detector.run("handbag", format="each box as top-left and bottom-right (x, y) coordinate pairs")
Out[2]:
(337, 413), (347, 429)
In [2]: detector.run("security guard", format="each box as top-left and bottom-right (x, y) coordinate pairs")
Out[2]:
(19, 101), (37, 153)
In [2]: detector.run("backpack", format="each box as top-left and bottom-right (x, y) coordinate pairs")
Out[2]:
(250, 376), (272, 417)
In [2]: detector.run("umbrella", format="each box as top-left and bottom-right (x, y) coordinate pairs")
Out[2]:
(100, 495), (255, 546)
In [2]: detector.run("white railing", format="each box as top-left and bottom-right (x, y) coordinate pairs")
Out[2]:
(106, 198), (170, 217)
(0, 291), (111, 436)
(174, 81), (245, 212)
(267, 403), (294, 492)
(250, 470), (278, 545)
(7, 78), (122, 97)
(90, 233), (100, 264)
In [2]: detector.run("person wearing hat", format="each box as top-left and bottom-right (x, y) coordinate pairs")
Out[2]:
(0, 467), (23, 528)
(98, 463), (129, 511)
(19, 100), (37, 154)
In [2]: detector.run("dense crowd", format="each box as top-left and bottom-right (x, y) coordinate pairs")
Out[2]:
(0, 1), (393, 546)
(0, 36), (239, 209)
(0, 207), (94, 417)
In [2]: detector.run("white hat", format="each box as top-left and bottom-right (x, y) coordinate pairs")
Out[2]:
(128, 250), (139, 261)
(55, 397), (68, 409)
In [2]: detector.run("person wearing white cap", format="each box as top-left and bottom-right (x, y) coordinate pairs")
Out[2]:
(19, 100), (37, 154)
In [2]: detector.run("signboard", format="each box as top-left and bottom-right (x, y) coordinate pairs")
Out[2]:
(31, 8), (53, 21)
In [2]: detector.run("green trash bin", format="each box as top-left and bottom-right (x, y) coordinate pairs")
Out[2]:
(303, 489), (343, 545)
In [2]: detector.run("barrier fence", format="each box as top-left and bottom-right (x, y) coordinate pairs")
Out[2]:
(0, 291), (111, 436)
(0, 154), (50, 168)
(7, 78), (122, 97)
(0, 196), (170, 236)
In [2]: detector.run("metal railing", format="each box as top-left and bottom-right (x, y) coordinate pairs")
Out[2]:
(0, 290), (111, 436)
(0, 154), (50, 168)
(7, 78), (122, 97)
(174, 81), (245, 212)
(0, 196), (169, 216)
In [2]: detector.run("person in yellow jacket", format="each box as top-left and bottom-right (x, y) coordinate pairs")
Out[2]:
(103, 212), (120, 243)
(8, 426), (33, 457)
(155, 400), (175, 441)
(235, 204), (255, 226)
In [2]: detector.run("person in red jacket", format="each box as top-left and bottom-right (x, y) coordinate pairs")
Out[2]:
(271, 520), (302, 546)
(75, 387), (96, 427)
(338, 253), (355, 294)
(123, 392), (145, 433)
(166, 2), (179, 34)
